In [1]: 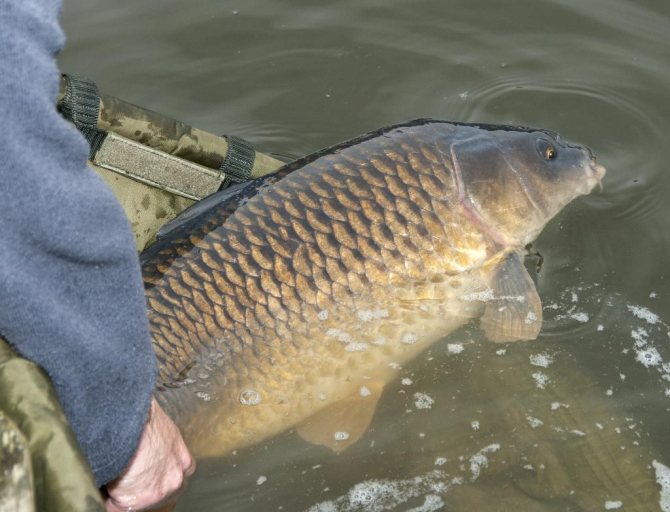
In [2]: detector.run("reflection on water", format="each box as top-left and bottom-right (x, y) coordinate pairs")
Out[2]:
(59, 0), (670, 509)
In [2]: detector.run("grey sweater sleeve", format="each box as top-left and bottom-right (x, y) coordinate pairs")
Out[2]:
(0, 0), (156, 486)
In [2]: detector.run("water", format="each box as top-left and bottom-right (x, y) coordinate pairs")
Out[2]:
(59, 0), (670, 510)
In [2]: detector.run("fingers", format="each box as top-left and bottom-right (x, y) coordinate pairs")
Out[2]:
(104, 398), (195, 511)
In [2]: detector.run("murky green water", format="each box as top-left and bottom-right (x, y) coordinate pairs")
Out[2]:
(60, 0), (670, 510)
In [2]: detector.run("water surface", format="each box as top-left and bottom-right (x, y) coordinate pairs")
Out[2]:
(60, 0), (670, 510)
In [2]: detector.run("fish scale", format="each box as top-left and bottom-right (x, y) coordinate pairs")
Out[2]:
(142, 120), (604, 457)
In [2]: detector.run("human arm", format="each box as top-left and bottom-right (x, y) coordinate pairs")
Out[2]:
(105, 398), (195, 511)
(0, 0), (180, 487)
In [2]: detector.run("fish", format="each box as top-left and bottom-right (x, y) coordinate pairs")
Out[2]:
(141, 119), (606, 458)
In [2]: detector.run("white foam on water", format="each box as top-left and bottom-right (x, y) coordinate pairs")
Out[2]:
(469, 444), (500, 481)
(462, 289), (495, 302)
(401, 378), (413, 386)
(360, 386), (372, 397)
(650, 292), (658, 298)
(414, 392), (435, 410)
(636, 346), (662, 367)
(597, 324), (605, 331)
(526, 415), (544, 429)
(357, 309), (389, 322)
(532, 371), (550, 389)
(434, 457), (447, 466)
(471, 420), (480, 431)
(345, 342), (369, 353)
(195, 391), (212, 402)
(406, 494), (444, 512)
(326, 328), (355, 344)
(529, 353), (554, 368)
(653, 460), (670, 512)
(604, 500), (622, 509)
(318, 310), (329, 321)
(571, 312), (590, 323)
(306, 470), (451, 512)
(632, 327), (650, 347)
(447, 343), (464, 354)
(551, 402), (569, 411)
(401, 333), (419, 345)
(628, 305), (659, 325)
(256, 475), (267, 485)
(334, 432), (350, 441)
(496, 348), (507, 356)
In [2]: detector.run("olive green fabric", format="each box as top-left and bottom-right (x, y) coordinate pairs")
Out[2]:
(0, 338), (105, 512)
(0, 409), (34, 512)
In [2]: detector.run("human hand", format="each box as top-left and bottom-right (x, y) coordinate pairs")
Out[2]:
(105, 397), (195, 511)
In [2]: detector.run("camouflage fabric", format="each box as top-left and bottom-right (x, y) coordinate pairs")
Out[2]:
(0, 338), (104, 512)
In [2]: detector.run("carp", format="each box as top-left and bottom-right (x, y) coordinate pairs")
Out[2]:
(141, 119), (605, 457)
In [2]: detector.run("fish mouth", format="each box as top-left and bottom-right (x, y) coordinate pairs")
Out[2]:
(587, 162), (606, 193)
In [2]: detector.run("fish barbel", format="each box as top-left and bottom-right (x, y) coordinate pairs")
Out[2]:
(142, 120), (605, 457)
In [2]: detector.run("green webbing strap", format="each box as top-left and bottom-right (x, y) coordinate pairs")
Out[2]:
(220, 135), (256, 188)
(58, 74), (108, 160)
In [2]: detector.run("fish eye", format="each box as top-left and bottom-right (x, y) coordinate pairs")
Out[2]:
(536, 139), (558, 161)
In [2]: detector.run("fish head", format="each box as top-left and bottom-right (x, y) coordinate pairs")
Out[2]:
(446, 124), (606, 247)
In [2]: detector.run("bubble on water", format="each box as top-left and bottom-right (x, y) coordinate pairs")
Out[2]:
(318, 310), (329, 321)
(571, 292), (579, 303)
(605, 500), (623, 510)
(372, 337), (387, 346)
(628, 305), (659, 325)
(653, 460), (670, 512)
(196, 391), (211, 402)
(532, 371), (550, 389)
(257, 475), (267, 485)
(551, 402), (569, 411)
(447, 343), (464, 354)
(496, 348), (507, 356)
(525, 311), (538, 324)
(434, 457), (447, 466)
(636, 346), (662, 367)
(401, 378), (413, 386)
(239, 389), (261, 405)
(357, 309), (389, 322)
(360, 386), (372, 397)
(471, 420), (480, 431)
(606, 388), (614, 396)
(345, 342), (369, 352)
(401, 333), (418, 345)
(414, 392), (434, 410)
(530, 353), (554, 368)
(597, 324), (605, 331)
(334, 431), (350, 441)
(526, 415), (544, 428)
(650, 292), (658, 298)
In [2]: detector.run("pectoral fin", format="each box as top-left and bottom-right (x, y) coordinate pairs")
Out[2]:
(295, 381), (383, 452)
(480, 252), (542, 343)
